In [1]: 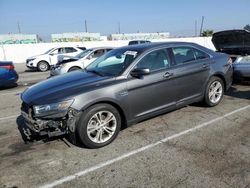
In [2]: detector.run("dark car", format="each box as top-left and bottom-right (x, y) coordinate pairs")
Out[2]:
(128, 40), (151, 45)
(21, 42), (233, 148)
(212, 29), (250, 80)
(0, 61), (18, 87)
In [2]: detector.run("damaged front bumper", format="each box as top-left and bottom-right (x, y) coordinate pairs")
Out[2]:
(21, 107), (80, 137)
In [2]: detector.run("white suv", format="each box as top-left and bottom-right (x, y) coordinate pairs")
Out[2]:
(50, 47), (113, 76)
(26, 46), (86, 71)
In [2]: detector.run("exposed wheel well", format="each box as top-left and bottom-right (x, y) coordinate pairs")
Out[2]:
(68, 66), (82, 72)
(83, 101), (128, 130)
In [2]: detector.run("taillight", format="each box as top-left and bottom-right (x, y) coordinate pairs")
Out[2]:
(1, 65), (14, 70)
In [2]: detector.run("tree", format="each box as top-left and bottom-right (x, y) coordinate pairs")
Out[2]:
(244, 24), (250, 31)
(201, 29), (214, 37)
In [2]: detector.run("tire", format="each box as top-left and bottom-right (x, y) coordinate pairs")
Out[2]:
(37, 61), (50, 72)
(204, 76), (224, 107)
(68, 66), (81, 72)
(77, 103), (121, 149)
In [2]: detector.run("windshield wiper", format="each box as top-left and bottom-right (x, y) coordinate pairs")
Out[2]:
(86, 69), (104, 77)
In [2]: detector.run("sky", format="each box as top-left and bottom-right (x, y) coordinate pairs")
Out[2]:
(0, 0), (250, 40)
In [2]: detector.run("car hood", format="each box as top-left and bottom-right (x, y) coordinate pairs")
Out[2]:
(27, 54), (48, 60)
(212, 30), (250, 55)
(21, 71), (114, 105)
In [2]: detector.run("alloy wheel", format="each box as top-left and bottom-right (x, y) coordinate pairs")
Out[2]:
(208, 81), (223, 104)
(87, 111), (117, 144)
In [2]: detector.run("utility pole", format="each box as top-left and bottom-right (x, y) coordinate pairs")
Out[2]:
(195, 20), (197, 37)
(85, 20), (88, 33)
(199, 16), (205, 36)
(118, 22), (121, 34)
(17, 21), (21, 33)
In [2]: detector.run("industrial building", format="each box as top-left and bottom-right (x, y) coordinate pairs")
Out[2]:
(108, 32), (170, 41)
(51, 32), (101, 42)
(0, 34), (39, 44)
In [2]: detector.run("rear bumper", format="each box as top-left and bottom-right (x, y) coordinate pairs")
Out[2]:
(224, 65), (233, 90)
(0, 70), (18, 87)
(233, 65), (250, 79)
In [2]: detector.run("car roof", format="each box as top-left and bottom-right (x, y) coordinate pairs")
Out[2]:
(117, 42), (201, 52)
(87, 47), (114, 50)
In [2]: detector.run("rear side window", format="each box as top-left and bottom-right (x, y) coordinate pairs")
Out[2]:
(65, 47), (77, 53)
(172, 47), (209, 65)
(172, 47), (196, 64)
(193, 49), (210, 60)
(136, 49), (170, 72)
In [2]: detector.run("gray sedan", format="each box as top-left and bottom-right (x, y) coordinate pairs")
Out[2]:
(21, 42), (233, 148)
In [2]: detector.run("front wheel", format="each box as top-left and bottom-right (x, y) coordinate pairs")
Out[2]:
(204, 76), (224, 107)
(77, 104), (121, 149)
(37, 61), (50, 72)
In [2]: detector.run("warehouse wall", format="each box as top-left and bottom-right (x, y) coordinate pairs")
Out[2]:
(0, 37), (215, 63)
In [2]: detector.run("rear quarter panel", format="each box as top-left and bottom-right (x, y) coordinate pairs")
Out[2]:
(209, 53), (233, 90)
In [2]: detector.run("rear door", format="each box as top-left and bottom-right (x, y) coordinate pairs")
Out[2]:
(169, 46), (211, 103)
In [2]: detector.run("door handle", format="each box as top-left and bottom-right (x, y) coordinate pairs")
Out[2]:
(163, 72), (173, 78)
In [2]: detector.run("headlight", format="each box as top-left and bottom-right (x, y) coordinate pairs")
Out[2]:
(33, 99), (74, 116)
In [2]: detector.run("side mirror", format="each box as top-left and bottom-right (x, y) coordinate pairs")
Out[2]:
(130, 68), (150, 78)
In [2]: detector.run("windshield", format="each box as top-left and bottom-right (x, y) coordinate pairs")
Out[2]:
(86, 48), (140, 76)
(75, 49), (93, 59)
(43, 48), (55, 54)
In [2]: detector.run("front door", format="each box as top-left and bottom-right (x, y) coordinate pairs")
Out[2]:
(127, 48), (177, 119)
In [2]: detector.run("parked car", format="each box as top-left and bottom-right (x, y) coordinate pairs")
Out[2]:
(21, 42), (233, 148)
(26, 46), (86, 72)
(128, 40), (151, 45)
(50, 47), (113, 76)
(212, 29), (250, 80)
(0, 61), (18, 87)
(233, 55), (250, 80)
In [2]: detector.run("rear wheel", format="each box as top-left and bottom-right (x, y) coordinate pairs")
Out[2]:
(37, 61), (49, 72)
(77, 104), (121, 149)
(204, 76), (224, 106)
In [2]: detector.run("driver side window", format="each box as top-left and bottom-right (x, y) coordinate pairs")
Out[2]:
(136, 49), (170, 72)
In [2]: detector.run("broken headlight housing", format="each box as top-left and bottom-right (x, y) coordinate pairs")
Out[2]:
(33, 99), (74, 117)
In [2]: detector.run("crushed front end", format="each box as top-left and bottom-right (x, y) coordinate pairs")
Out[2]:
(20, 101), (80, 138)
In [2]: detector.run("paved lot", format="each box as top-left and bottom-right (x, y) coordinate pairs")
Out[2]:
(0, 64), (249, 188)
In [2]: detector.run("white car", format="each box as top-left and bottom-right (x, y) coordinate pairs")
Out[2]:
(50, 47), (113, 76)
(26, 46), (86, 72)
